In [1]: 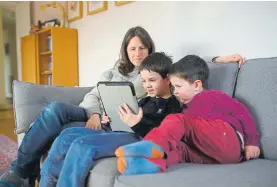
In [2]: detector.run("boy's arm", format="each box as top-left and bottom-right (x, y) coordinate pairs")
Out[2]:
(231, 99), (260, 147)
(166, 96), (182, 114)
(131, 97), (182, 137)
(130, 97), (160, 137)
(131, 116), (161, 137)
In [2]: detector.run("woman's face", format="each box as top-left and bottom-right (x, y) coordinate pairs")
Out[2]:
(127, 36), (149, 67)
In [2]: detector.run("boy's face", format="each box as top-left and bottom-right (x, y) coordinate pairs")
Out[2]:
(170, 75), (202, 104)
(140, 70), (170, 98)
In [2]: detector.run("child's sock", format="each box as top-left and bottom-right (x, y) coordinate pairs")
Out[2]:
(117, 157), (162, 175)
(115, 140), (164, 159)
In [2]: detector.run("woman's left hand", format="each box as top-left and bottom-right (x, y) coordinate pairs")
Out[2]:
(119, 103), (143, 127)
(215, 54), (246, 68)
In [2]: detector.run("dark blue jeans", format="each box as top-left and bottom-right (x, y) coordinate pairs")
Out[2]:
(11, 102), (87, 179)
(39, 127), (139, 187)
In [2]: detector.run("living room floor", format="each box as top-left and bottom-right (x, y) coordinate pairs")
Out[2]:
(0, 104), (17, 141)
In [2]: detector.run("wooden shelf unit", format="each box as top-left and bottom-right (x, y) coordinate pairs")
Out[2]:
(21, 27), (79, 87)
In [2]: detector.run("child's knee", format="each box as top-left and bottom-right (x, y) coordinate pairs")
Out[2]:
(59, 128), (76, 137)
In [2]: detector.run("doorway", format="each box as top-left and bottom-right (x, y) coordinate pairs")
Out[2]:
(1, 8), (18, 105)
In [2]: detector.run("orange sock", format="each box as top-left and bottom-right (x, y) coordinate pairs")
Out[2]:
(117, 157), (126, 174)
(115, 141), (164, 159)
(115, 147), (124, 157)
(117, 157), (162, 175)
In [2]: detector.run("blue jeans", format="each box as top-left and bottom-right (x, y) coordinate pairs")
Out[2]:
(39, 127), (139, 187)
(11, 102), (87, 179)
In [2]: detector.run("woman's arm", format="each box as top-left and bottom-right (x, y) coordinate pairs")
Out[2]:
(203, 54), (246, 68)
(79, 70), (113, 118)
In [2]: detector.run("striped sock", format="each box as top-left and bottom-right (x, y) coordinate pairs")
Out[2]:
(117, 157), (162, 175)
(115, 141), (164, 159)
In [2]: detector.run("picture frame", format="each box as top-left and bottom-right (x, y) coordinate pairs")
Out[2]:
(44, 19), (58, 27)
(115, 1), (133, 6)
(87, 1), (108, 16)
(66, 1), (83, 22)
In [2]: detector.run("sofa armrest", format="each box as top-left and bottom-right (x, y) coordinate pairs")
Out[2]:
(13, 80), (92, 134)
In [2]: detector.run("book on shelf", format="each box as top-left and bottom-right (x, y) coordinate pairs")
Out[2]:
(48, 75), (52, 85)
(47, 36), (52, 51)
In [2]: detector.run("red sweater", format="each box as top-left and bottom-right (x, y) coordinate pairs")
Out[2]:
(183, 90), (260, 146)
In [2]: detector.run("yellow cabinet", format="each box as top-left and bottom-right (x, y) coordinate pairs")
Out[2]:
(21, 27), (79, 87)
(21, 34), (37, 84)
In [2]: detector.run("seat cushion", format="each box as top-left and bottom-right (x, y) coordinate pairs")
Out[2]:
(234, 57), (277, 160)
(114, 159), (276, 187)
(207, 62), (239, 97)
(86, 158), (119, 187)
(13, 81), (92, 134)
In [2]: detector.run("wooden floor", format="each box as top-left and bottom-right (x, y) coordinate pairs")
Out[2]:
(0, 105), (17, 141)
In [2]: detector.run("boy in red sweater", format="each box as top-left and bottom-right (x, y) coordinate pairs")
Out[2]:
(115, 55), (260, 175)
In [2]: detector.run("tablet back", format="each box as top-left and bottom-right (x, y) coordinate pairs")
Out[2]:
(97, 82), (139, 132)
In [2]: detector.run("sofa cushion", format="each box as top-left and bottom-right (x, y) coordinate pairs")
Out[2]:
(207, 62), (239, 97)
(86, 158), (119, 187)
(234, 57), (277, 160)
(114, 159), (276, 187)
(13, 81), (92, 134)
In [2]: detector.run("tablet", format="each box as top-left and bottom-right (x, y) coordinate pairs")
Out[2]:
(97, 81), (139, 132)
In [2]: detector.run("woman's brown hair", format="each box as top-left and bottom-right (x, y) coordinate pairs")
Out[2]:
(118, 26), (155, 75)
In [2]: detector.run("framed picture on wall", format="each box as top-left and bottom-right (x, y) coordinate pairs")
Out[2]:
(44, 19), (58, 27)
(66, 1), (83, 22)
(115, 1), (133, 6)
(87, 1), (108, 16)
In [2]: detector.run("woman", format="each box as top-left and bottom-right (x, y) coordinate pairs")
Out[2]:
(0, 26), (154, 187)
(0, 25), (245, 187)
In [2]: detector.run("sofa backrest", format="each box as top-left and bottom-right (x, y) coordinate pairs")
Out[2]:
(234, 57), (277, 161)
(207, 62), (239, 97)
(13, 81), (92, 134)
(13, 62), (238, 135)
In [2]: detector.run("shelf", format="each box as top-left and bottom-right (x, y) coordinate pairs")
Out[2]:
(40, 51), (52, 55)
(36, 27), (51, 35)
(41, 71), (52, 75)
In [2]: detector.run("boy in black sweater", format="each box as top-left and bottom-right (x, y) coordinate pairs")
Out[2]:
(38, 52), (181, 187)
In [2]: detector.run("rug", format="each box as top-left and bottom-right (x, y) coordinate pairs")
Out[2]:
(0, 135), (18, 175)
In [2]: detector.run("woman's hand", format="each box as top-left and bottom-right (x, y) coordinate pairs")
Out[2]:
(118, 103), (143, 127)
(214, 54), (246, 68)
(86, 113), (101, 130)
(101, 112), (110, 124)
(244, 145), (260, 160)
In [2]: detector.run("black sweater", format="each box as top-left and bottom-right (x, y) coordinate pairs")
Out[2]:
(131, 95), (182, 137)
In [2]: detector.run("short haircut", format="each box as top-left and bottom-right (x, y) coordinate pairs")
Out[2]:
(139, 52), (173, 78)
(169, 55), (209, 88)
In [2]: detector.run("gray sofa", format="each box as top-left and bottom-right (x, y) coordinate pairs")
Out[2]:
(13, 57), (277, 187)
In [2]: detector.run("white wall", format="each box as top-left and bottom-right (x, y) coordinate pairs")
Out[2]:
(34, 1), (277, 87)
(3, 29), (12, 97)
(31, 1), (65, 24)
(3, 21), (17, 98)
(0, 9), (5, 104)
(15, 2), (31, 81)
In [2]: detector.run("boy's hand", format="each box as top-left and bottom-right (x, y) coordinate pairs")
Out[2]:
(244, 145), (260, 160)
(119, 103), (143, 127)
(86, 113), (101, 130)
(101, 112), (110, 124)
